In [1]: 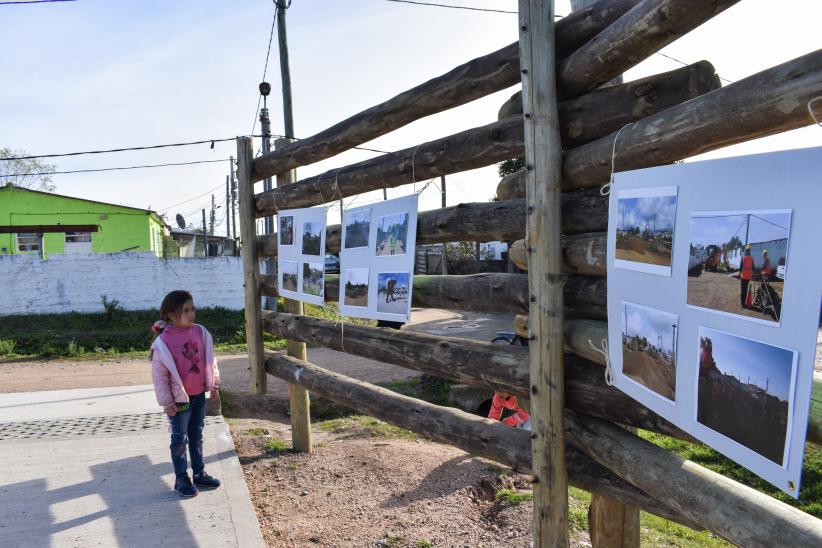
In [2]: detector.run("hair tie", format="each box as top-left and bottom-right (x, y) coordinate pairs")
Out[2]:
(152, 320), (169, 333)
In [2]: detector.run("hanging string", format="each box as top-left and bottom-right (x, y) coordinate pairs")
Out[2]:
(601, 123), (632, 197)
(809, 96), (822, 127)
(588, 338), (615, 387)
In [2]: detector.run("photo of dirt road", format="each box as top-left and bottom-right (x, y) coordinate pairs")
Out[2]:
(688, 210), (790, 324)
(697, 327), (795, 465)
(615, 190), (677, 274)
(281, 261), (299, 292)
(621, 302), (678, 401)
(375, 212), (409, 257)
(343, 268), (369, 307)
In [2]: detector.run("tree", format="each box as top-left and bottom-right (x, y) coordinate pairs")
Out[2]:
(497, 158), (525, 177)
(0, 147), (57, 192)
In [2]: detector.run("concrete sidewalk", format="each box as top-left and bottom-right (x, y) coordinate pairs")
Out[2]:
(0, 386), (264, 547)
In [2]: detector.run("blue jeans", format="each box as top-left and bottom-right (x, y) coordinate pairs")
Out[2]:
(168, 392), (206, 479)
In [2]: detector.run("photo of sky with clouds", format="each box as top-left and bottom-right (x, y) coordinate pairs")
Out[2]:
(690, 211), (791, 247)
(617, 195), (677, 232)
(622, 303), (677, 353)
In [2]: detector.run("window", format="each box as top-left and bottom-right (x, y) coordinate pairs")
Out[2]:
(65, 232), (92, 243)
(16, 233), (41, 252)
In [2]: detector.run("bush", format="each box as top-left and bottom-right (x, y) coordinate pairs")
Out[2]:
(0, 339), (15, 356)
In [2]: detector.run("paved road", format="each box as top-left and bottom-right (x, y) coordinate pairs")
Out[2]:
(0, 386), (264, 547)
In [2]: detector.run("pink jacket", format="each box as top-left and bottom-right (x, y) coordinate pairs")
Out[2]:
(150, 324), (221, 408)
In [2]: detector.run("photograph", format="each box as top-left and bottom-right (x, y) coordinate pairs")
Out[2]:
(376, 272), (410, 315)
(302, 262), (324, 297)
(281, 260), (298, 292)
(343, 268), (369, 307)
(697, 327), (795, 465)
(344, 209), (371, 249)
(621, 302), (678, 402)
(375, 212), (409, 257)
(687, 210), (791, 323)
(615, 188), (677, 275)
(279, 215), (294, 246)
(302, 221), (323, 256)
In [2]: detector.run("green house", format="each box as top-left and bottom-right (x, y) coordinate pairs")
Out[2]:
(0, 182), (170, 258)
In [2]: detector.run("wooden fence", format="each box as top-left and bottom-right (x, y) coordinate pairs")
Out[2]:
(238, 0), (822, 545)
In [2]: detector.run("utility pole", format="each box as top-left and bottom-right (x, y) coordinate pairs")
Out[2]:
(201, 209), (208, 258)
(441, 175), (447, 274)
(230, 156), (238, 253)
(259, 82), (276, 311)
(225, 176), (231, 239)
(277, 0), (294, 139)
(210, 194), (216, 236)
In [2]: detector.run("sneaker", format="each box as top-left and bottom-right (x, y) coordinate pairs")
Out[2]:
(174, 475), (199, 498)
(193, 471), (221, 490)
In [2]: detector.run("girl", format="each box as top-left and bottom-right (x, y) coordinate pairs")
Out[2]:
(150, 290), (222, 498)
(488, 391), (531, 431)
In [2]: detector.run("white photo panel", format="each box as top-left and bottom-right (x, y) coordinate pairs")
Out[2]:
(338, 194), (419, 322)
(606, 146), (822, 497)
(277, 206), (327, 306)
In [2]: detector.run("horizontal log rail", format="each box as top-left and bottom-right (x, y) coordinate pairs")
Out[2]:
(556, 0), (739, 100)
(508, 232), (606, 276)
(256, 192), (608, 257)
(565, 410), (822, 546)
(249, 0), (640, 182)
(563, 49), (822, 189)
(261, 311), (692, 441)
(260, 273), (606, 319)
(499, 61), (720, 147)
(264, 351), (699, 529)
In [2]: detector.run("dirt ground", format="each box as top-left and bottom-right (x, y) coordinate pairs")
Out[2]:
(615, 236), (672, 267)
(622, 347), (676, 401)
(687, 270), (783, 322)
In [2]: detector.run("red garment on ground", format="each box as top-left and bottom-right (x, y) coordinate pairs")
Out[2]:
(160, 325), (207, 396)
(488, 394), (530, 427)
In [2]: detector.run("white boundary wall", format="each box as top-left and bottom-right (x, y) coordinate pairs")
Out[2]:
(0, 252), (245, 315)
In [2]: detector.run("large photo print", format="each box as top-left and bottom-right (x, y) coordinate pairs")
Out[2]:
(621, 302), (678, 402)
(376, 272), (410, 315)
(697, 327), (796, 466)
(615, 187), (677, 276)
(687, 210), (791, 324)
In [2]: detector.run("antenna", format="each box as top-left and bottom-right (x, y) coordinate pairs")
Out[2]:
(175, 214), (186, 230)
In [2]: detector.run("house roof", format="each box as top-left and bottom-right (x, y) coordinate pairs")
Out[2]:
(1, 182), (169, 228)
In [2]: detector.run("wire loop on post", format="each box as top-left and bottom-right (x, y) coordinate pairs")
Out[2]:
(809, 97), (822, 127)
(601, 123), (632, 196)
(588, 338), (614, 387)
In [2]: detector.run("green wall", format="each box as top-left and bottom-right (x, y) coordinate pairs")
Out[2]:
(0, 184), (166, 258)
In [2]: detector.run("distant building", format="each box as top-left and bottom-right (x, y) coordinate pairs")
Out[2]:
(170, 229), (237, 258)
(0, 183), (170, 258)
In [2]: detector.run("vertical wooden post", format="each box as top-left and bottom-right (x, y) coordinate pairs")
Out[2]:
(519, 1), (568, 546)
(237, 137), (266, 395)
(275, 137), (312, 453)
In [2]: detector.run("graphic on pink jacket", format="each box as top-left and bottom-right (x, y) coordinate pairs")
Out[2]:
(151, 323), (221, 409)
(488, 394), (530, 427)
(160, 325), (206, 396)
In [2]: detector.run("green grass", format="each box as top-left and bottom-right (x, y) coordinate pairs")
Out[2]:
(640, 430), (822, 517)
(245, 427), (269, 436)
(264, 438), (289, 453)
(0, 306), (285, 361)
(315, 415), (418, 441)
(415, 541), (433, 548)
(568, 487), (590, 533)
(494, 488), (533, 505)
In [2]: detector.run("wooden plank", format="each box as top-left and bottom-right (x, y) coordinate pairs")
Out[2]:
(249, 0), (639, 182)
(519, 1), (568, 544)
(263, 351), (701, 529)
(274, 137), (312, 454)
(509, 232), (606, 276)
(236, 136), (266, 395)
(500, 61), (720, 147)
(257, 192), (608, 257)
(565, 410), (822, 546)
(261, 311), (693, 441)
(556, 0), (740, 100)
(563, 50), (822, 189)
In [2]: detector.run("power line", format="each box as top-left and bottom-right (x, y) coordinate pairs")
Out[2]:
(382, 0), (516, 14)
(0, 136), (260, 161)
(158, 182), (228, 214)
(251, 3), (279, 136)
(0, 0), (76, 4)
(654, 51), (734, 83)
(0, 158), (230, 178)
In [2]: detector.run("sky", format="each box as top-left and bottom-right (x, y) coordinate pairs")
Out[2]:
(690, 211), (791, 247)
(617, 195), (677, 232)
(622, 302), (677, 353)
(700, 326), (793, 401)
(1, 0), (821, 232)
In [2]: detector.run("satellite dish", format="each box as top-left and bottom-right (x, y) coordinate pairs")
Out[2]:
(175, 214), (186, 230)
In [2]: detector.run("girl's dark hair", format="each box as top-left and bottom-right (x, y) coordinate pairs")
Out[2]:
(159, 290), (194, 329)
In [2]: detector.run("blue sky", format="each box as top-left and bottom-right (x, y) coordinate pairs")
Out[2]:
(622, 303), (677, 353)
(700, 327), (794, 401)
(617, 195), (677, 232)
(2, 0), (821, 230)
(690, 211), (791, 247)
